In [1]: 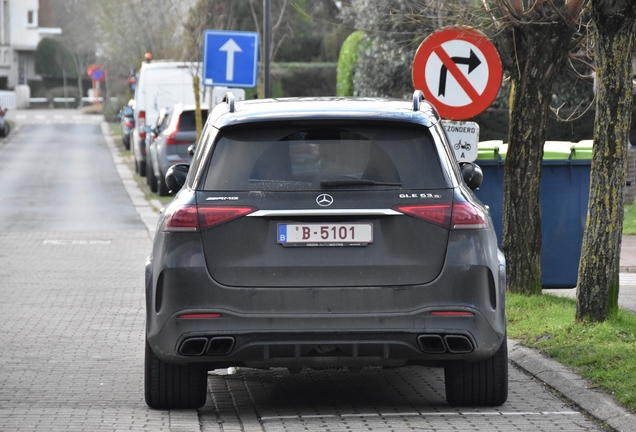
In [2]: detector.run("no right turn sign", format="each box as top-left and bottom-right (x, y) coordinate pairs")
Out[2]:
(412, 27), (502, 120)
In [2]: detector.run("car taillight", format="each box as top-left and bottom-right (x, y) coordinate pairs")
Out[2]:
(164, 131), (191, 146)
(160, 205), (256, 232)
(451, 202), (488, 230)
(393, 204), (452, 229)
(125, 119), (134, 128)
(393, 201), (488, 230)
(163, 117), (189, 145)
(161, 205), (198, 232)
(138, 111), (146, 138)
(198, 206), (256, 230)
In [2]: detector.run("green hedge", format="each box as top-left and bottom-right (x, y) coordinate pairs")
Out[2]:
(336, 30), (365, 96)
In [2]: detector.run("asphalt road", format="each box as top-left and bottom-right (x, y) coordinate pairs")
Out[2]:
(0, 109), (609, 431)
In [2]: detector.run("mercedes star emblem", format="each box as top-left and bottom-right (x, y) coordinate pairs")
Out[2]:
(316, 194), (334, 207)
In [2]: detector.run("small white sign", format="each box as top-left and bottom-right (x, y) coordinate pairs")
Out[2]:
(442, 120), (479, 162)
(210, 87), (246, 107)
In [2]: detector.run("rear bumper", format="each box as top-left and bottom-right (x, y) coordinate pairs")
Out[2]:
(147, 306), (505, 367)
(145, 230), (506, 367)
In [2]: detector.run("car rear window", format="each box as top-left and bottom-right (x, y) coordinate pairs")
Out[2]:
(179, 110), (208, 132)
(202, 124), (446, 191)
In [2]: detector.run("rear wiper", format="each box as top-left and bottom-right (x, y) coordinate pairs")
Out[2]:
(320, 178), (401, 187)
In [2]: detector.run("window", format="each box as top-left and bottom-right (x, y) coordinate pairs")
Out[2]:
(27, 10), (36, 27)
(203, 123), (445, 191)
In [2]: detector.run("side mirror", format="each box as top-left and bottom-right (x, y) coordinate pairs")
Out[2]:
(187, 144), (196, 157)
(460, 162), (483, 190)
(165, 163), (190, 194)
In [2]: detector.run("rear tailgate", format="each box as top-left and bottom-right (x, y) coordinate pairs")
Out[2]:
(198, 190), (452, 287)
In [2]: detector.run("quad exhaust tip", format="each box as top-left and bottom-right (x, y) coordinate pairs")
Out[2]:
(179, 336), (235, 356)
(417, 334), (474, 354)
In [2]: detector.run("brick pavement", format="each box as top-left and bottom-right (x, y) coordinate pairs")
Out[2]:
(0, 230), (189, 431)
(0, 112), (627, 431)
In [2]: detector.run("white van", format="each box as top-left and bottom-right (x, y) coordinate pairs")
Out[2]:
(132, 61), (203, 176)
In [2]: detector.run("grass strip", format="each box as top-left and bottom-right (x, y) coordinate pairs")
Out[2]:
(507, 292), (636, 411)
(624, 202), (636, 234)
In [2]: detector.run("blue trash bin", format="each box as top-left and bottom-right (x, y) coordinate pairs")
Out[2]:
(474, 141), (592, 288)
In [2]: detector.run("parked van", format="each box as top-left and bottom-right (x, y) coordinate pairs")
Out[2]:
(132, 61), (203, 176)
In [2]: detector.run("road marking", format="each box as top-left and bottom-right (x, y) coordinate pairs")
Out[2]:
(43, 239), (112, 245)
(259, 411), (582, 421)
(620, 273), (636, 285)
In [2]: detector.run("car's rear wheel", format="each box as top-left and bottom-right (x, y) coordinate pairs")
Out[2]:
(157, 173), (170, 196)
(444, 336), (508, 407)
(138, 156), (147, 177)
(144, 339), (208, 409)
(147, 158), (158, 193)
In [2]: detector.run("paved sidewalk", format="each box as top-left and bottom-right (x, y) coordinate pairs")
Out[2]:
(621, 235), (636, 273)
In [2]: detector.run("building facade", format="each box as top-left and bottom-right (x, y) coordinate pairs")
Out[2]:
(0, 0), (59, 90)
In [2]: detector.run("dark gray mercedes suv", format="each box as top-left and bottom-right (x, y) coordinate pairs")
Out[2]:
(145, 91), (507, 409)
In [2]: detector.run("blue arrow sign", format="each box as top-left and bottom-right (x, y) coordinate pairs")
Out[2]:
(203, 30), (259, 88)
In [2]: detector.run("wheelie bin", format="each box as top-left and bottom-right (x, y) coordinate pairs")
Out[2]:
(474, 140), (592, 288)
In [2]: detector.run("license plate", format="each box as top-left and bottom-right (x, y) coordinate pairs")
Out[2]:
(277, 223), (373, 247)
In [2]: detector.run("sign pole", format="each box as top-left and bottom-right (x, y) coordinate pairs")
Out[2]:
(263, 0), (271, 98)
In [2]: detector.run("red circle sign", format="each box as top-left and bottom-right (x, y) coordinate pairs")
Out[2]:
(412, 27), (502, 120)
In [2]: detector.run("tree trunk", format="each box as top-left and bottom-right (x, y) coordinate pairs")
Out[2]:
(576, 1), (636, 322)
(502, 24), (572, 295)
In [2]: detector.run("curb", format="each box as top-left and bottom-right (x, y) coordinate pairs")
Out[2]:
(509, 340), (636, 432)
(101, 121), (161, 239)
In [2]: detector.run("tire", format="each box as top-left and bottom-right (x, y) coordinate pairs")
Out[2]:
(147, 158), (158, 193)
(0, 122), (8, 137)
(138, 156), (147, 177)
(157, 172), (170, 196)
(145, 339), (208, 409)
(444, 336), (508, 407)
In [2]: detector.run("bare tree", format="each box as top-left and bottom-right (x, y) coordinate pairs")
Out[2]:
(577, 0), (636, 321)
(96, 0), (185, 91)
(487, 0), (587, 295)
(51, 0), (98, 102)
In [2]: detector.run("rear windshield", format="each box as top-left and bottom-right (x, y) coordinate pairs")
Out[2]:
(203, 124), (446, 191)
(179, 110), (208, 132)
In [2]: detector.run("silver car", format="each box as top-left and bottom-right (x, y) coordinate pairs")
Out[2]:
(147, 104), (208, 195)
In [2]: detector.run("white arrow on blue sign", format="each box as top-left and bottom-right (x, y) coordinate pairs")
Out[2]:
(203, 30), (259, 88)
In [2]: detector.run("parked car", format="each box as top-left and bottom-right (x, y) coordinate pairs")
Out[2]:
(144, 92), (507, 410)
(147, 104), (208, 196)
(0, 106), (9, 137)
(132, 61), (202, 177)
(145, 107), (171, 192)
(118, 101), (134, 150)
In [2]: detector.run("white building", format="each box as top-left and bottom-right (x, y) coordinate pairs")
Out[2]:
(0, 0), (60, 90)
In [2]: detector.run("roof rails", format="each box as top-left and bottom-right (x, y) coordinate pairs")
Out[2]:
(223, 92), (235, 113)
(412, 90), (425, 111)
